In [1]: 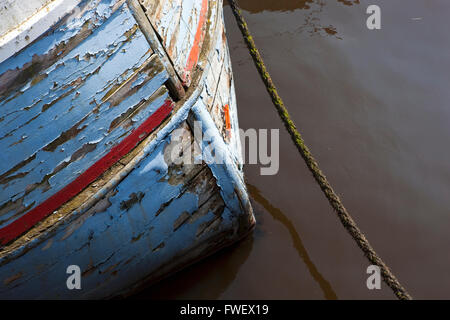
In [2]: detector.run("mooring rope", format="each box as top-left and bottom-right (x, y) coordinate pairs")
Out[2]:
(227, 0), (412, 300)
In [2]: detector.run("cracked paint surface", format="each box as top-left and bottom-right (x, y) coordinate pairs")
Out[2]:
(0, 1), (172, 232)
(0, 0), (254, 299)
(140, 0), (212, 86)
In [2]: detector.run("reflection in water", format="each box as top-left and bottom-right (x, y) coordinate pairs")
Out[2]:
(247, 184), (338, 300)
(224, 0), (359, 13)
(227, 0), (450, 299)
(224, 0), (314, 13)
(132, 235), (254, 299)
(225, 0), (360, 39)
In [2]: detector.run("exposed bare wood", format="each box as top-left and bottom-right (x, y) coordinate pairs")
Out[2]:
(127, 0), (186, 100)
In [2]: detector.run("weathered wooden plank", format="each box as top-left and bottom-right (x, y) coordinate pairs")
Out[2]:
(0, 99), (174, 245)
(0, 0), (128, 100)
(127, 0), (185, 100)
(210, 36), (243, 165)
(0, 2), (174, 237)
(0, 0), (254, 299)
(0, 0), (53, 37)
(199, 6), (244, 167)
(139, 0), (211, 86)
(0, 120), (231, 299)
(0, 0), (83, 64)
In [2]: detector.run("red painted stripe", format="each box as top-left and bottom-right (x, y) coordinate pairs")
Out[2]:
(0, 100), (174, 245)
(184, 0), (208, 85)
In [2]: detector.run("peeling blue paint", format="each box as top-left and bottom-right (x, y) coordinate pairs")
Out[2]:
(0, 2), (170, 228)
(0, 0), (254, 299)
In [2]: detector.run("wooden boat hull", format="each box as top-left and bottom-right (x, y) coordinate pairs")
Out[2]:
(0, 0), (254, 299)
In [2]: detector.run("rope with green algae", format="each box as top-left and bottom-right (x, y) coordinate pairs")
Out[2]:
(227, 0), (412, 300)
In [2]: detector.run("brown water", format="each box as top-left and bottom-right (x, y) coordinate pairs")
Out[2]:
(135, 0), (450, 299)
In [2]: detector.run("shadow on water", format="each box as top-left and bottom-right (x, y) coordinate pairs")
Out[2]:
(247, 184), (338, 300)
(132, 184), (338, 300)
(131, 234), (254, 299)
